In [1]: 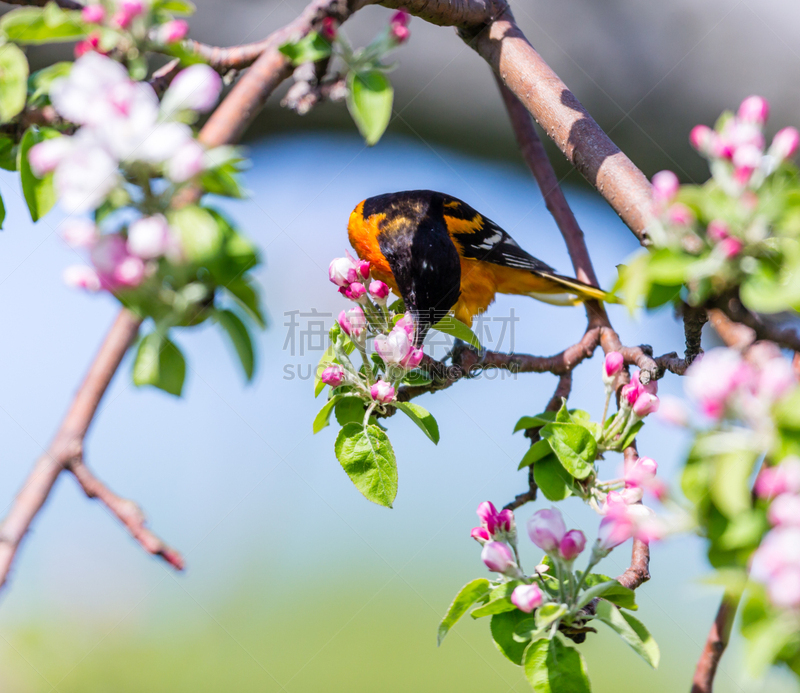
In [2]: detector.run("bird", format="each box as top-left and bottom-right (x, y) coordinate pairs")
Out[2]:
(347, 189), (613, 344)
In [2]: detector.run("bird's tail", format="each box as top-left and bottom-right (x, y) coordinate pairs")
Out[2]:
(529, 272), (618, 306)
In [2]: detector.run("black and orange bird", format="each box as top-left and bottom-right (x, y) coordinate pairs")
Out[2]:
(347, 190), (612, 343)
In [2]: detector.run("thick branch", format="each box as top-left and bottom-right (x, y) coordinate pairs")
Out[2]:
(708, 308), (755, 349)
(2, 0), (82, 7)
(0, 310), (144, 589)
(691, 592), (741, 693)
(716, 296), (800, 352)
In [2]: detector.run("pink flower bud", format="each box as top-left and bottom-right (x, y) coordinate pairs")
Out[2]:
(604, 351), (624, 379)
(652, 170), (679, 205)
(390, 23), (410, 43)
(63, 265), (101, 292)
(329, 256), (359, 287)
(28, 137), (73, 177)
(481, 541), (516, 575)
(738, 95), (770, 125)
(621, 380), (643, 406)
(667, 203), (695, 227)
(370, 380), (395, 403)
(625, 457), (658, 490)
(159, 19), (189, 44)
(597, 513), (632, 551)
(756, 460), (800, 499)
(338, 306), (366, 340)
(346, 281), (367, 300)
(167, 138), (205, 183)
(160, 64), (223, 116)
(477, 501), (499, 530)
(471, 526), (491, 544)
(395, 313), (416, 338)
(81, 4), (105, 23)
(757, 357), (795, 403)
(320, 365), (345, 387)
(767, 493), (800, 527)
(321, 16), (337, 41)
(400, 346), (424, 370)
(719, 237), (743, 259)
(375, 326), (412, 366)
(706, 219), (730, 243)
(527, 507), (566, 552)
(631, 370), (657, 395)
(559, 529), (586, 561)
(357, 260), (370, 279)
(690, 125), (715, 154)
(511, 584), (543, 613)
(497, 509), (514, 533)
(633, 392), (659, 418)
(369, 280), (390, 300)
(768, 566), (800, 609)
(61, 219), (97, 249)
(771, 127), (800, 162)
(686, 348), (755, 419)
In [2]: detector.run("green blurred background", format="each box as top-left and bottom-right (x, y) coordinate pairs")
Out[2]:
(2, 0), (800, 690)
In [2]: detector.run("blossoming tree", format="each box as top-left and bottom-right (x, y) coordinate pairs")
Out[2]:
(0, 0), (799, 691)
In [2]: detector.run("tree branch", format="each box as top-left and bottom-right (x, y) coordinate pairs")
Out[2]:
(716, 295), (800, 352)
(1, 0), (82, 8)
(616, 445), (651, 590)
(691, 592), (741, 693)
(708, 308), (755, 349)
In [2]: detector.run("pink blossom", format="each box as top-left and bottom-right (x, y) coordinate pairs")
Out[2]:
(370, 380), (395, 403)
(686, 348), (754, 419)
(375, 326), (413, 365)
(511, 584), (543, 613)
(719, 237), (743, 258)
(369, 280), (390, 300)
(770, 127), (800, 161)
(527, 507), (566, 552)
(344, 281), (367, 301)
(81, 4), (106, 23)
(160, 64), (223, 116)
(28, 137), (73, 177)
(389, 9), (410, 44)
(329, 255), (360, 287)
(63, 265), (101, 292)
(631, 370), (658, 395)
(757, 356), (795, 403)
(738, 95), (770, 125)
(114, 255), (145, 287)
(158, 19), (189, 44)
(626, 457), (658, 486)
(768, 494), (800, 527)
(338, 306), (366, 340)
(604, 351), (624, 379)
(357, 259), (370, 280)
(394, 313), (416, 338)
(706, 220), (730, 243)
(633, 392), (660, 418)
(755, 459), (800, 499)
(597, 503), (657, 550)
(621, 379), (643, 406)
(667, 203), (695, 226)
(167, 138), (205, 182)
(656, 395), (689, 426)
(60, 219), (97, 249)
(481, 541), (516, 575)
(471, 526), (490, 544)
(496, 509), (514, 533)
(690, 125), (716, 156)
(320, 365), (345, 387)
(559, 529), (586, 561)
(74, 33), (102, 58)
(54, 140), (120, 213)
(750, 527), (800, 607)
(127, 214), (171, 259)
(476, 501), (499, 525)
(768, 566), (800, 609)
(652, 170), (679, 205)
(321, 16), (337, 41)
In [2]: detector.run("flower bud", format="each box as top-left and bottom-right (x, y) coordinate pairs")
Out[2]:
(496, 509), (515, 533)
(395, 313), (416, 338)
(161, 64), (223, 116)
(667, 203), (695, 227)
(345, 281), (367, 301)
(559, 529), (586, 561)
(690, 125), (715, 155)
(631, 370), (657, 395)
(369, 280), (390, 300)
(770, 127), (800, 161)
(707, 219), (730, 243)
(158, 19), (189, 44)
(477, 501), (499, 530)
(603, 351), (624, 381)
(632, 392), (660, 418)
(357, 260), (370, 280)
(329, 256), (359, 287)
(738, 95), (770, 125)
(63, 265), (101, 292)
(621, 380), (643, 407)
(511, 584), (543, 613)
(597, 514), (632, 551)
(114, 255), (145, 287)
(370, 380), (395, 403)
(81, 4), (105, 23)
(389, 9), (410, 44)
(527, 507), (566, 552)
(338, 306), (366, 341)
(375, 326), (413, 366)
(719, 237), (743, 259)
(321, 16), (337, 41)
(481, 541), (516, 575)
(320, 365), (345, 387)
(471, 527), (491, 544)
(652, 170), (679, 205)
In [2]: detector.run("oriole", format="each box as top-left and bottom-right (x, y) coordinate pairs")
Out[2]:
(347, 190), (611, 342)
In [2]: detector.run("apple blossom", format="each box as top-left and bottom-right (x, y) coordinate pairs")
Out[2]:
(167, 138), (205, 182)
(527, 507), (566, 552)
(321, 16), (337, 40)
(320, 365), (345, 387)
(686, 348), (754, 419)
(160, 64), (223, 117)
(755, 459), (800, 499)
(63, 265), (101, 292)
(389, 9), (410, 44)
(471, 526), (491, 544)
(559, 529), (586, 561)
(158, 19), (189, 44)
(28, 136), (73, 177)
(370, 380), (395, 403)
(707, 219), (730, 242)
(369, 280), (390, 300)
(344, 281), (367, 301)
(81, 4), (105, 23)
(329, 256), (360, 287)
(480, 541), (516, 575)
(738, 95), (770, 125)
(338, 306), (366, 341)
(656, 395), (689, 426)
(54, 141), (119, 213)
(603, 351), (624, 382)
(633, 392), (660, 418)
(652, 170), (679, 205)
(127, 214), (172, 260)
(511, 584), (543, 613)
(770, 127), (800, 161)
(767, 494), (800, 527)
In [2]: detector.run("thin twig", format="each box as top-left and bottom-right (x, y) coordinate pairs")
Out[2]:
(690, 592), (741, 693)
(708, 308), (755, 349)
(616, 445), (651, 590)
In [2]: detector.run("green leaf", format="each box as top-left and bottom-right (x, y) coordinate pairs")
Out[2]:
(535, 603), (567, 630)
(132, 332), (186, 397)
(471, 581), (520, 619)
(225, 278), (266, 329)
(313, 395), (341, 434)
(540, 423), (597, 479)
(524, 637), (592, 693)
(647, 248), (696, 284)
(533, 454), (573, 501)
(395, 401), (439, 444)
(334, 397), (367, 427)
(154, 0), (196, 15)
(595, 601), (660, 668)
(346, 70), (393, 146)
(28, 60), (70, 104)
(430, 315), (481, 349)
(491, 609), (534, 665)
(0, 43), (28, 122)
(437, 578), (491, 646)
(334, 423), (398, 507)
(580, 574), (637, 610)
(279, 31), (332, 65)
(1, 5), (87, 44)
(216, 309), (255, 380)
(574, 580), (619, 611)
(514, 411), (557, 433)
(169, 205), (223, 263)
(518, 439), (552, 469)
(19, 127), (58, 221)
(0, 192), (6, 230)
(710, 451), (757, 518)
(0, 136), (16, 171)
(513, 617), (544, 643)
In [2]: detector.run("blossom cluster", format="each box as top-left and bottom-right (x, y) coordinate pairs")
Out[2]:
(751, 458), (800, 609)
(321, 253), (426, 407)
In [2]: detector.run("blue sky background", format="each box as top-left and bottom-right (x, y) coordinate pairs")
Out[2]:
(0, 132), (795, 692)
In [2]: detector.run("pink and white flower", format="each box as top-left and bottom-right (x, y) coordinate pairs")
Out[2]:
(527, 507), (566, 553)
(481, 541), (516, 575)
(160, 64), (223, 117)
(511, 584), (543, 613)
(370, 380), (395, 403)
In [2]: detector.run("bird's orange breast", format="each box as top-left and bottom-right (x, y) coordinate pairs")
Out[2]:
(347, 201), (399, 293)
